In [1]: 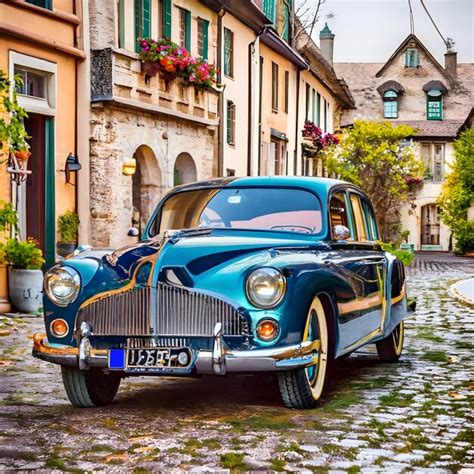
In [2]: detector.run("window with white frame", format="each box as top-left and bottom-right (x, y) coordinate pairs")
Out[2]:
(421, 142), (445, 182)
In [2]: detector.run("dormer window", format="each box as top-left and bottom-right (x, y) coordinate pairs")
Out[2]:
(426, 90), (443, 120)
(405, 48), (419, 68)
(423, 81), (447, 121)
(383, 90), (399, 119)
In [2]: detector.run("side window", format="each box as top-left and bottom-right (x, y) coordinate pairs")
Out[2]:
(330, 192), (351, 238)
(362, 200), (379, 241)
(349, 194), (369, 242)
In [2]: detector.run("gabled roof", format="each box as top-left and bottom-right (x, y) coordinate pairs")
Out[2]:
(375, 34), (452, 84)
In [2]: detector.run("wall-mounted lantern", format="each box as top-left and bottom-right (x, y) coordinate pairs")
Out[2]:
(122, 157), (137, 176)
(65, 153), (82, 184)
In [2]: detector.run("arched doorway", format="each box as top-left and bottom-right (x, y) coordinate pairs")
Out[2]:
(132, 145), (162, 235)
(174, 153), (197, 185)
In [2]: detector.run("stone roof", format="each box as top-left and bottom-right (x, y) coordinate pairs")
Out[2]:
(393, 120), (466, 138)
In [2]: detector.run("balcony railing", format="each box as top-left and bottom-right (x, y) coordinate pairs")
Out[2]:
(91, 48), (219, 125)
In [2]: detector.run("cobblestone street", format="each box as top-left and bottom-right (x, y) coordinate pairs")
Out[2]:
(0, 255), (473, 472)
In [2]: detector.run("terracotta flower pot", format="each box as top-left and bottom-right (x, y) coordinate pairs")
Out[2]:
(8, 268), (43, 313)
(14, 150), (31, 163)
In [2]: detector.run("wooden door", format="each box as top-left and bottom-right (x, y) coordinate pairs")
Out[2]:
(24, 113), (46, 255)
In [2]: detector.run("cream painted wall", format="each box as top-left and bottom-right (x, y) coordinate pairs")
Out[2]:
(296, 69), (338, 175)
(221, 14), (256, 177)
(259, 43), (298, 176)
(400, 141), (455, 251)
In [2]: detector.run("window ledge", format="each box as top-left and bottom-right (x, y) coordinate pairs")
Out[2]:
(6, 0), (80, 25)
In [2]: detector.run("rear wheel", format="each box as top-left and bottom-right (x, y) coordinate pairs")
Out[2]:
(277, 296), (329, 409)
(61, 367), (121, 407)
(376, 322), (404, 362)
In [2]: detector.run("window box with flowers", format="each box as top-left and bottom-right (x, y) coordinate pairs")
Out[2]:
(302, 121), (339, 175)
(138, 38), (220, 91)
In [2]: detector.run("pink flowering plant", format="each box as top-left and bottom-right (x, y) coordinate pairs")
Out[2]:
(138, 38), (218, 90)
(302, 120), (339, 157)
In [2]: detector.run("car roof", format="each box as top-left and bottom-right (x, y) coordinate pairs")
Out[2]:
(173, 176), (351, 196)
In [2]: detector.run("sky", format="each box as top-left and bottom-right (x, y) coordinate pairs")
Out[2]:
(308, 0), (474, 64)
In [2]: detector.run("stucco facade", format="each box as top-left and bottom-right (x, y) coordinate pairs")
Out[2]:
(335, 34), (473, 251)
(0, 0), (86, 310)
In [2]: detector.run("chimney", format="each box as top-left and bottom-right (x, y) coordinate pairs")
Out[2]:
(319, 23), (335, 66)
(445, 51), (457, 79)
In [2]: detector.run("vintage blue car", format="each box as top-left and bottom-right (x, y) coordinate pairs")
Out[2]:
(33, 177), (410, 409)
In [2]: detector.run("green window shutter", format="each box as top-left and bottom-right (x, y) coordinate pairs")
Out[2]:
(427, 93), (443, 120)
(185, 10), (191, 51)
(44, 118), (55, 268)
(162, 0), (172, 39)
(224, 28), (233, 77)
(263, 0), (276, 24)
(281, 2), (290, 42)
(202, 19), (209, 60)
(143, 0), (151, 38)
(26, 0), (52, 10)
(316, 92), (321, 126)
(135, 0), (151, 52)
(118, 0), (125, 48)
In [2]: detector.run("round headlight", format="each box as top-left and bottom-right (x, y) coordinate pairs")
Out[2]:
(246, 267), (286, 309)
(44, 266), (81, 307)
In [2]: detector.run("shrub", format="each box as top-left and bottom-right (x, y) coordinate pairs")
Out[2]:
(57, 211), (79, 243)
(454, 220), (474, 255)
(0, 238), (44, 269)
(0, 200), (18, 233)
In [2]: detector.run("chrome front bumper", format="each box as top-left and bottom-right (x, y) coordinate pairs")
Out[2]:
(32, 329), (320, 374)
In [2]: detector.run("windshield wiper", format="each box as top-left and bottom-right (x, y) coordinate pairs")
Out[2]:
(168, 227), (214, 243)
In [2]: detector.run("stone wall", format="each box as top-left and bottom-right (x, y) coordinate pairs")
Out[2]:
(89, 103), (216, 248)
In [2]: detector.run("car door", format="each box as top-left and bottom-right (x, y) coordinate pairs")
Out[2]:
(329, 189), (386, 353)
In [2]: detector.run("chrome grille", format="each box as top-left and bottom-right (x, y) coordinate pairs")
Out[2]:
(76, 284), (248, 337)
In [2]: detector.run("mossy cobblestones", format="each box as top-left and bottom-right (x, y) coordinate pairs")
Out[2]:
(0, 256), (473, 472)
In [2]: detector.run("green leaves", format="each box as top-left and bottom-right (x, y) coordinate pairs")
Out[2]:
(323, 120), (424, 241)
(0, 238), (44, 270)
(0, 201), (18, 233)
(437, 129), (474, 254)
(57, 211), (80, 243)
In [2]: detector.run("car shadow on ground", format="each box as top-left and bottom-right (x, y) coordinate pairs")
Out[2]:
(111, 351), (387, 412)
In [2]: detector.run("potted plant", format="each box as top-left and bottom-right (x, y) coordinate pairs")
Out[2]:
(0, 237), (44, 313)
(57, 211), (79, 258)
(0, 200), (18, 313)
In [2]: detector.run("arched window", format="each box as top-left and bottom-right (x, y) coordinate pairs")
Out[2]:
(426, 89), (443, 120)
(383, 90), (398, 119)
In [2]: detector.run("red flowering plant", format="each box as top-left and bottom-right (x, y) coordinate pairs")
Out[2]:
(138, 38), (218, 90)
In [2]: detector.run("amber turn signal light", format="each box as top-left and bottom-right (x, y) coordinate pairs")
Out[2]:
(50, 319), (69, 337)
(256, 319), (279, 341)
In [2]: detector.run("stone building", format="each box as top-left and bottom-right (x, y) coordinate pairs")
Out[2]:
(335, 33), (473, 251)
(87, 0), (221, 248)
(0, 0), (88, 310)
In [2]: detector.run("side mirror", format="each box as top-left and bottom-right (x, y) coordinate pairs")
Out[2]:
(333, 225), (350, 241)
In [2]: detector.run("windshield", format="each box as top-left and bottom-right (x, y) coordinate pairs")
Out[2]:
(152, 187), (323, 236)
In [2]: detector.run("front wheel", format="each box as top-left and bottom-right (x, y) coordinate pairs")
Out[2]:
(376, 322), (404, 362)
(61, 367), (121, 407)
(277, 296), (329, 409)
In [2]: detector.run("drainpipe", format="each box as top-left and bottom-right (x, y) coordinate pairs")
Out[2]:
(216, 9), (226, 177)
(247, 27), (265, 177)
(294, 68), (301, 175)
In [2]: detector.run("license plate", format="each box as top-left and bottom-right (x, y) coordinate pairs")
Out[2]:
(108, 347), (193, 370)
